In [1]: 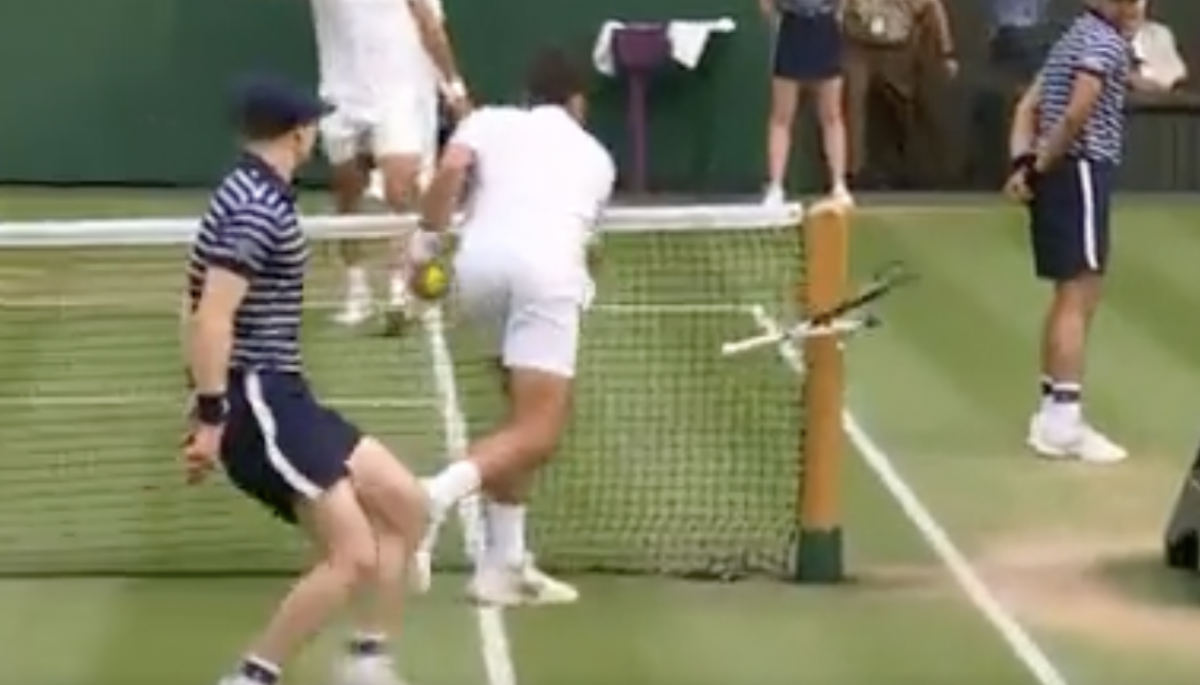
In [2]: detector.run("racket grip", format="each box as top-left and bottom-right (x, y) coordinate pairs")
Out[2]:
(720, 334), (780, 356)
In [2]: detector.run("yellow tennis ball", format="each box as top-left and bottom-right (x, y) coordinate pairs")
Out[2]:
(412, 262), (450, 300)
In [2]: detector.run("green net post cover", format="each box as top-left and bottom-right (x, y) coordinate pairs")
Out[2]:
(793, 527), (844, 583)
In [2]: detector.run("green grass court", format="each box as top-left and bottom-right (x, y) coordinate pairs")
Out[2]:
(1, 188), (1200, 684)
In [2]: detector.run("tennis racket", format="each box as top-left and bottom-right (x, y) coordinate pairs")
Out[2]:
(720, 261), (917, 357)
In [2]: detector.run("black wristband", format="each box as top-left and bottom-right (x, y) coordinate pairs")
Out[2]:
(195, 394), (228, 426)
(1011, 153), (1036, 173)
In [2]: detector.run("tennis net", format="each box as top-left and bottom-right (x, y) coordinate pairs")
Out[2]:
(0, 203), (805, 579)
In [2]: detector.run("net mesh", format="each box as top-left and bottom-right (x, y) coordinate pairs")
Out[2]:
(0, 204), (804, 579)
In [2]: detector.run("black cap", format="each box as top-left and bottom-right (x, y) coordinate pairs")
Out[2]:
(232, 72), (333, 140)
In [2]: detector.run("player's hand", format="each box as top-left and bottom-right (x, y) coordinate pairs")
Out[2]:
(182, 422), (222, 485)
(445, 92), (473, 121)
(1003, 169), (1033, 203)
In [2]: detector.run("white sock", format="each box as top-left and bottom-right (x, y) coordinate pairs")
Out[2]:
(485, 501), (527, 568)
(346, 267), (371, 301)
(423, 461), (481, 512)
(1045, 381), (1083, 426)
(389, 271), (410, 307)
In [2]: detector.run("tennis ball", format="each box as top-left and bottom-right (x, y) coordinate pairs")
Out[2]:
(412, 262), (450, 300)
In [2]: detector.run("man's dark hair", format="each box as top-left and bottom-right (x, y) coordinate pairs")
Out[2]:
(524, 47), (587, 106)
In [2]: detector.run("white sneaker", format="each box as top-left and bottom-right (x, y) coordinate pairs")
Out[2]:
(761, 184), (786, 207)
(467, 556), (579, 607)
(1027, 414), (1128, 463)
(831, 184), (855, 208)
(334, 655), (408, 685)
(366, 171), (386, 202)
(333, 299), (374, 326)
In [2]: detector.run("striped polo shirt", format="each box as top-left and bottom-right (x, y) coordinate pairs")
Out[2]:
(187, 153), (308, 373)
(1035, 9), (1132, 164)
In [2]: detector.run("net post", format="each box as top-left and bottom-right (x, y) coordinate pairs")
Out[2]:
(793, 199), (849, 583)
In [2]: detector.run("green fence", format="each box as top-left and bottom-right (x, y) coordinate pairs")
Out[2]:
(1, 0), (1199, 192)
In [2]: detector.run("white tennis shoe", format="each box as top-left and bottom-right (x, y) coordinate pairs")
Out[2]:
(334, 654), (409, 685)
(468, 556), (579, 607)
(1027, 414), (1128, 463)
(761, 184), (786, 208)
(333, 299), (374, 326)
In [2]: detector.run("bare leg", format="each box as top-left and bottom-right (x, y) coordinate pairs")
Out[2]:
(764, 77), (801, 202)
(332, 159), (374, 325)
(374, 153), (424, 337)
(334, 437), (427, 685)
(221, 482), (376, 684)
(815, 76), (851, 200)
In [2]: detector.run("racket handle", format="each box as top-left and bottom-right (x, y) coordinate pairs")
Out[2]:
(720, 334), (781, 356)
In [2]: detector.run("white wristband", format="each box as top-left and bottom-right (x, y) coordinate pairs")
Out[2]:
(409, 229), (444, 263)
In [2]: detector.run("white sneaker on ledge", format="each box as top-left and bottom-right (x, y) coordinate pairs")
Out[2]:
(830, 184), (855, 208)
(468, 556), (579, 607)
(761, 184), (786, 208)
(1027, 414), (1128, 464)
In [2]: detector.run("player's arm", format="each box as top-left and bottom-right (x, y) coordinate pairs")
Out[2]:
(1034, 46), (1120, 171)
(585, 152), (617, 277)
(405, 0), (467, 100)
(187, 212), (272, 416)
(417, 110), (487, 247)
(1008, 74), (1042, 159)
(189, 269), (248, 397)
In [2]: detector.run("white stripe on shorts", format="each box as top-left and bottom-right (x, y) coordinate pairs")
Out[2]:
(244, 372), (322, 499)
(1076, 159), (1099, 270)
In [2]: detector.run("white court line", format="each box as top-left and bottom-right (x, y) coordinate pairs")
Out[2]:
(0, 395), (434, 409)
(420, 306), (517, 685)
(745, 308), (1070, 685)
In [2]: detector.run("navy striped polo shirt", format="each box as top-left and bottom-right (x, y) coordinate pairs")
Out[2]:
(187, 153), (308, 373)
(1035, 9), (1131, 164)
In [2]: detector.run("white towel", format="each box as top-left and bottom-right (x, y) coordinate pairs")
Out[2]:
(592, 18), (738, 76)
(668, 18), (736, 69)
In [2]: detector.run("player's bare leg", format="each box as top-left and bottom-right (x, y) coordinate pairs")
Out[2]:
(374, 153), (424, 337)
(332, 157), (375, 326)
(420, 364), (579, 606)
(1028, 273), (1126, 463)
(333, 437), (428, 685)
(217, 481), (378, 685)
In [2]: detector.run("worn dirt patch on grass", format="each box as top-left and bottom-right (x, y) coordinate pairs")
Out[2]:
(978, 528), (1200, 659)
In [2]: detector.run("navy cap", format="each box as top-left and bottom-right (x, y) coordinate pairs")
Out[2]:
(232, 72), (333, 138)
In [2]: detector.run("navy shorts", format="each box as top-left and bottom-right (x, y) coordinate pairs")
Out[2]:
(220, 371), (362, 524)
(773, 10), (843, 82)
(1027, 157), (1114, 281)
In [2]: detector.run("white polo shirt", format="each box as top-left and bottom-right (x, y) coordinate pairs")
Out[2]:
(310, 0), (441, 114)
(453, 105), (616, 275)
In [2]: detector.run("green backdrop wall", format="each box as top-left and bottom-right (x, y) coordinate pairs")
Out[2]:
(0, 0), (1196, 192)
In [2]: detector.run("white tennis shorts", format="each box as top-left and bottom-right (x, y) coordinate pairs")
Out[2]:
(320, 88), (438, 166)
(453, 247), (588, 378)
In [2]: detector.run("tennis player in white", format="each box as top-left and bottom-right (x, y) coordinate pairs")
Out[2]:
(311, 0), (469, 333)
(410, 47), (615, 606)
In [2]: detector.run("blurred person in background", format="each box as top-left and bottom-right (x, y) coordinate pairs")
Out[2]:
(1130, 2), (1187, 92)
(843, 0), (956, 189)
(313, 0), (470, 335)
(760, 0), (853, 208)
(988, 0), (1051, 90)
